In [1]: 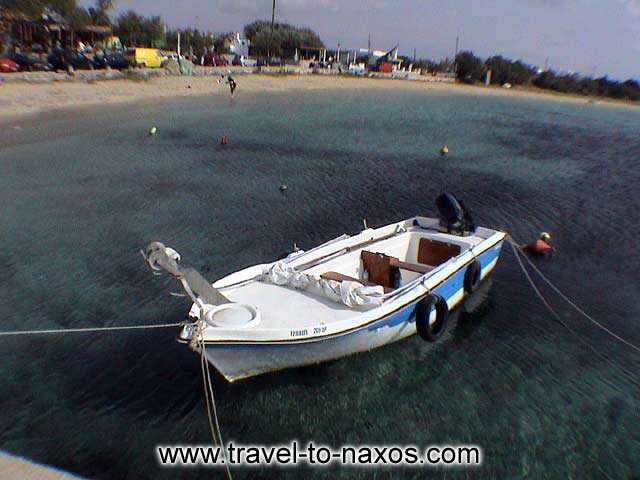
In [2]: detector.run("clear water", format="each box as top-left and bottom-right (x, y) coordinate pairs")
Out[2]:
(1, 87), (640, 479)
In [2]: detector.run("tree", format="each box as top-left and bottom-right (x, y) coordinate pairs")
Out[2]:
(0, 0), (77, 17)
(434, 57), (454, 73)
(144, 15), (165, 47)
(251, 30), (282, 57)
(213, 32), (232, 54)
(455, 51), (484, 83)
(88, 0), (113, 26)
(243, 20), (323, 57)
(485, 55), (510, 84)
(96, 0), (113, 11)
(0, 0), (44, 16)
(45, 0), (77, 17)
(115, 10), (145, 45)
(115, 11), (165, 47)
(484, 55), (536, 85)
(166, 28), (216, 56)
(68, 6), (90, 29)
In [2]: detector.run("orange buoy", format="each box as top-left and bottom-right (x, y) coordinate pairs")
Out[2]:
(522, 232), (553, 255)
(220, 135), (228, 145)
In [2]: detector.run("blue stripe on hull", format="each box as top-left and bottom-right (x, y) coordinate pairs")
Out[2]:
(365, 239), (503, 331)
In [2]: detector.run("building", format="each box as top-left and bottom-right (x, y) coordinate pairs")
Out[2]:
(297, 46), (327, 63)
(369, 45), (402, 72)
(0, 7), (112, 54)
(226, 32), (250, 57)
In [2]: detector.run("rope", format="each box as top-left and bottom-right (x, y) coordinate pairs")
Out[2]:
(198, 330), (233, 480)
(507, 239), (640, 389)
(0, 322), (183, 337)
(506, 236), (640, 355)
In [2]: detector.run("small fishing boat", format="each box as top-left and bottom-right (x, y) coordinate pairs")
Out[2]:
(143, 193), (506, 382)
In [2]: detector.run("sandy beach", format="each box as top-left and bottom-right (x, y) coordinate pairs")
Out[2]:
(0, 74), (636, 119)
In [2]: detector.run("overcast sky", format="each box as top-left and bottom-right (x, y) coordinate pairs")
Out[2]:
(81, 0), (640, 80)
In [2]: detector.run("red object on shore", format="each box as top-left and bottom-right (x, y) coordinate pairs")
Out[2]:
(220, 135), (228, 145)
(378, 61), (393, 73)
(0, 58), (19, 73)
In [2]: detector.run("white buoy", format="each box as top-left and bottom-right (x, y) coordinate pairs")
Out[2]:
(149, 127), (157, 136)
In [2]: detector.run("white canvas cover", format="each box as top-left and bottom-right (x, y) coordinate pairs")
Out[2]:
(261, 261), (384, 310)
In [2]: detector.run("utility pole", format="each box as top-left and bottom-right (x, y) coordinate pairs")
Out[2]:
(453, 35), (459, 73)
(413, 47), (416, 62)
(269, 0), (276, 59)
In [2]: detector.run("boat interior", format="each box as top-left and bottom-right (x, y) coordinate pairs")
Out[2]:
(216, 222), (495, 330)
(303, 228), (482, 291)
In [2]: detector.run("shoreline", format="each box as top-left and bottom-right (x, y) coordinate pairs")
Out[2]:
(0, 73), (638, 120)
(0, 450), (81, 479)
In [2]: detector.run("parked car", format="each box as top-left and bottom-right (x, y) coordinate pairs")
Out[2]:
(202, 52), (228, 67)
(93, 52), (132, 70)
(125, 48), (163, 68)
(310, 61), (332, 69)
(160, 51), (179, 62)
(0, 58), (19, 73)
(47, 49), (94, 71)
(232, 55), (257, 67)
(11, 52), (52, 71)
(348, 62), (366, 73)
(257, 57), (284, 67)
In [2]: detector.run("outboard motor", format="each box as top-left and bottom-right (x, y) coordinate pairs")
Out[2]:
(435, 192), (476, 235)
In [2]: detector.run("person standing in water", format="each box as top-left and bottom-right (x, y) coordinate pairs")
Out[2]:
(219, 74), (237, 98)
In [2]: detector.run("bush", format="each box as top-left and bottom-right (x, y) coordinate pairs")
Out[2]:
(455, 51), (484, 83)
(243, 20), (324, 58)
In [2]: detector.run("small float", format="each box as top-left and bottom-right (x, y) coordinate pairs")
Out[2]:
(143, 193), (506, 381)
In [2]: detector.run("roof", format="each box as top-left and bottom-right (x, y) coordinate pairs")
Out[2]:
(79, 25), (112, 34)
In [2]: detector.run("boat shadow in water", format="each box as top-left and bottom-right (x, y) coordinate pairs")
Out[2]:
(224, 278), (497, 393)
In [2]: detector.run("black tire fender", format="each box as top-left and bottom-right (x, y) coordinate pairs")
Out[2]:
(415, 294), (448, 342)
(464, 259), (481, 293)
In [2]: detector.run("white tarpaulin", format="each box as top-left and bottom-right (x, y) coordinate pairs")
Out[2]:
(261, 261), (384, 309)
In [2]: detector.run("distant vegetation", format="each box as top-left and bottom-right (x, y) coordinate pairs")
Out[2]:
(2, 1), (637, 102)
(455, 50), (640, 101)
(243, 20), (324, 57)
(114, 10), (165, 48)
(0, 0), (113, 27)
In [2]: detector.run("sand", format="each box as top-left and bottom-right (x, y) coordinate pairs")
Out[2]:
(0, 451), (80, 479)
(0, 74), (635, 119)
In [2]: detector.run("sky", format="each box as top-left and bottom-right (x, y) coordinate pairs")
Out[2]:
(81, 0), (640, 80)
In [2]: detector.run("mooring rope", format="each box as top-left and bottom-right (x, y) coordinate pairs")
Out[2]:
(507, 238), (640, 388)
(0, 322), (183, 337)
(197, 331), (233, 480)
(506, 236), (640, 355)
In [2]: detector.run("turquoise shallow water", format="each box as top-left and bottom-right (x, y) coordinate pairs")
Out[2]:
(1, 86), (640, 479)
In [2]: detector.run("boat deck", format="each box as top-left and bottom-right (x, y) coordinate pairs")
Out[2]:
(225, 280), (354, 328)
(204, 218), (498, 335)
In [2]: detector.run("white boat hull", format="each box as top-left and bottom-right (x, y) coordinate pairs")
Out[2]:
(203, 245), (502, 382)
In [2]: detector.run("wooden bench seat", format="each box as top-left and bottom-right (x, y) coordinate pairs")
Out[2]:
(360, 250), (432, 290)
(388, 257), (432, 274)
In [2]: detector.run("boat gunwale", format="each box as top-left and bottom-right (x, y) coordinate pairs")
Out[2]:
(195, 231), (506, 346)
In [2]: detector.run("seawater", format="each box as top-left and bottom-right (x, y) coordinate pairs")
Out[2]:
(1, 87), (639, 479)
